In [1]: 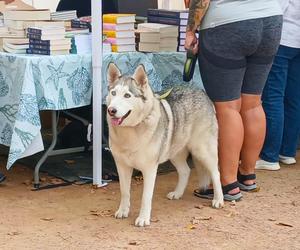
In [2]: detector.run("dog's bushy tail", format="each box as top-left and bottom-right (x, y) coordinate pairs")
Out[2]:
(192, 156), (212, 189)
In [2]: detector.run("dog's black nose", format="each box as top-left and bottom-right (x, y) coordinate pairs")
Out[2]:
(108, 107), (117, 116)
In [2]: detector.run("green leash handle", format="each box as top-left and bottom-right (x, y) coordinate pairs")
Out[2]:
(183, 49), (198, 82)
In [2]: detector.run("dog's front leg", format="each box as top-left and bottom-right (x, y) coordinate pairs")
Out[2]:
(135, 165), (158, 227)
(115, 165), (133, 219)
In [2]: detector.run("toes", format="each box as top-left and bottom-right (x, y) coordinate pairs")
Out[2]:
(212, 199), (224, 209)
(115, 208), (129, 219)
(135, 216), (150, 227)
(167, 191), (182, 200)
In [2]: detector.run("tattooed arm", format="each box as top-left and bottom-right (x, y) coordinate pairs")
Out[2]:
(187, 0), (211, 33)
(185, 0), (210, 53)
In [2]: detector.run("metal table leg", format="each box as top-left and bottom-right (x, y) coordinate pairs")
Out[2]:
(33, 111), (58, 189)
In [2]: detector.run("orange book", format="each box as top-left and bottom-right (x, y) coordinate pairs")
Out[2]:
(111, 44), (136, 52)
(103, 30), (135, 38)
(103, 14), (135, 24)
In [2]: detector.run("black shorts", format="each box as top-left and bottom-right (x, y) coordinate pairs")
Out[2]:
(198, 15), (283, 102)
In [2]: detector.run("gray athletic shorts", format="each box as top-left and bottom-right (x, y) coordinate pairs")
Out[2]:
(198, 15), (283, 102)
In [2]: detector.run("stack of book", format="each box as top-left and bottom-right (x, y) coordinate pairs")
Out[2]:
(65, 27), (90, 37)
(71, 16), (91, 32)
(2, 38), (29, 54)
(4, 9), (51, 21)
(147, 9), (198, 52)
(1, 9), (52, 52)
(136, 23), (178, 52)
(66, 21), (91, 55)
(51, 10), (77, 21)
(51, 10), (77, 28)
(103, 14), (136, 52)
(26, 26), (71, 55)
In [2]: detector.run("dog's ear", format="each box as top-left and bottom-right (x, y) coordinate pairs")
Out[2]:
(107, 63), (121, 87)
(132, 65), (148, 88)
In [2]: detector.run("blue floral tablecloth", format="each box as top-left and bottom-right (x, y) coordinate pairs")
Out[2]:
(0, 52), (202, 169)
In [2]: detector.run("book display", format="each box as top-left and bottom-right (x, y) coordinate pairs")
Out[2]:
(136, 23), (178, 52)
(147, 9), (190, 52)
(0, 1), (190, 55)
(103, 14), (136, 52)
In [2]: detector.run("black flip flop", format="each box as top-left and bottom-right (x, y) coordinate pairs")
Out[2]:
(237, 171), (257, 192)
(194, 181), (242, 201)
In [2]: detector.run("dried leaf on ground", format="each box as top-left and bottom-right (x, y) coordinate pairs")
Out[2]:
(150, 218), (159, 223)
(90, 209), (113, 217)
(194, 205), (204, 209)
(41, 217), (54, 222)
(129, 240), (138, 245)
(268, 218), (276, 222)
(187, 224), (197, 230)
(276, 222), (293, 228)
(8, 231), (21, 236)
(193, 216), (212, 221)
(252, 187), (261, 192)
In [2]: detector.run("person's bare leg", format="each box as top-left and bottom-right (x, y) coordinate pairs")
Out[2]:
(214, 99), (243, 194)
(239, 94), (266, 185)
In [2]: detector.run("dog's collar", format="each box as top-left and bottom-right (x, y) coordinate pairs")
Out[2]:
(157, 88), (173, 100)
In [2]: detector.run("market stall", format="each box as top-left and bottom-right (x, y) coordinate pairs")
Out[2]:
(0, 0), (202, 188)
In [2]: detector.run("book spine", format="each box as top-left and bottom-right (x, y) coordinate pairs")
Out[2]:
(179, 25), (187, 32)
(71, 24), (90, 29)
(27, 28), (42, 35)
(180, 32), (186, 39)
(29, 43), (50, 50)
(26, 48), (50, 55)
(103, 15), (117, 24)
(29, 39), (50, 46)
(103, 30), (116, 38)
(106, 37), (117, 45)
(147, 15), (180, 26)
(180, 19), (188, 26)
(27, 33), (42, 40)
(147, 9), (159, 17)
(111, 45), (118, 52)
(177, 45), (186, 52)
(103, 23), (116, 31)
(158, 10), (180, 19)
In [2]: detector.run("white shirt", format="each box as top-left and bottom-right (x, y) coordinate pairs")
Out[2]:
(280, 0), (300, 48)
(200, 0), (282, 30)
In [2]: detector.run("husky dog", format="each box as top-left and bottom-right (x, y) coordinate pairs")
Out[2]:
(106, 63), (224, 227)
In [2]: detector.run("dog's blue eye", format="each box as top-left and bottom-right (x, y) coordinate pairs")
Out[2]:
(111, 91), (116, 96)
(124, 93), (131, 98)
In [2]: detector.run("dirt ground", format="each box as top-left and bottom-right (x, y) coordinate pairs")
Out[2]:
(0, 154), (300, 250)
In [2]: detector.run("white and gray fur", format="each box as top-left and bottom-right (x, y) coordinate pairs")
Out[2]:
(106, 63), (224, 227)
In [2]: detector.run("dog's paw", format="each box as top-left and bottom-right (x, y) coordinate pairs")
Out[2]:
(212, 198), (224, 209)
(135, 216), (151, 227)
(115, 207), (130, 219)
(167, 191), (183, 200)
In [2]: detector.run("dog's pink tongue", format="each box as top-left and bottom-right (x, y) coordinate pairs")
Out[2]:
(111, 118), (122, 126)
